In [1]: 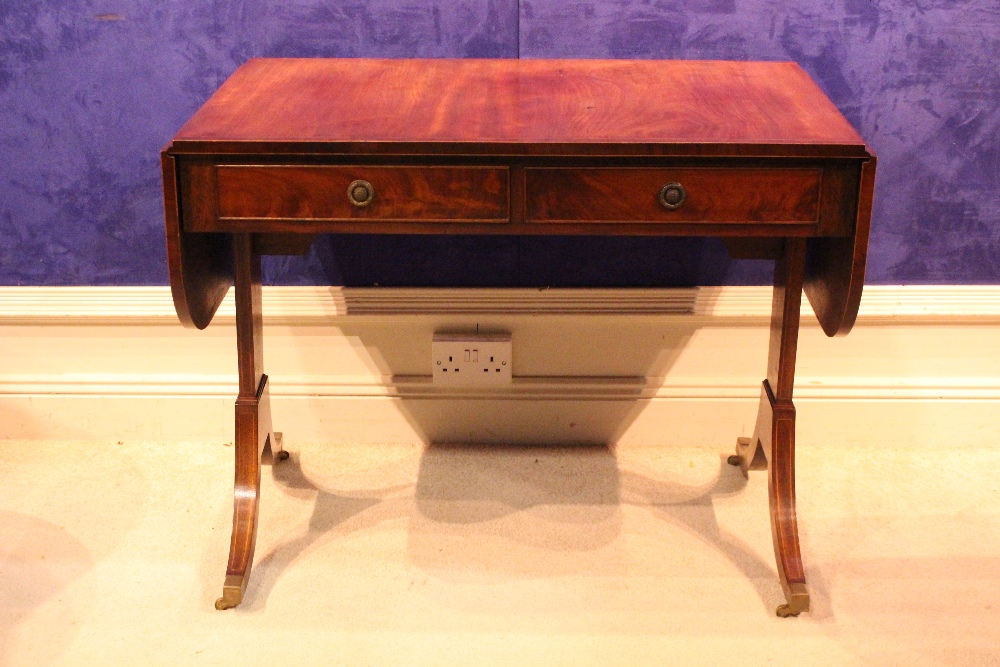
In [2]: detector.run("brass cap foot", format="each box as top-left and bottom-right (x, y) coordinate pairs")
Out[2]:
(776, 583), (809, 618)
(215, 574), (246, 610)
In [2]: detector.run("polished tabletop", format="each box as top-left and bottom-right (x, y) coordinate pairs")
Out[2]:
(172, 58), (866, 157)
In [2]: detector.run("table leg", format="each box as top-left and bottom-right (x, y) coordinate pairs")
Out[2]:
(215, 234), (288, 611)
(728, 237), (809, 617)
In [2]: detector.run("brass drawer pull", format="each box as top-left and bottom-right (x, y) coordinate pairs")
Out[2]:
(348, 179), (374, 207)
(658, 182), (685, 210)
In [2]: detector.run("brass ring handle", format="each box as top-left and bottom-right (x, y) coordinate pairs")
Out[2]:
(658, 182), (686, 210)
(348, 179), (374, 207)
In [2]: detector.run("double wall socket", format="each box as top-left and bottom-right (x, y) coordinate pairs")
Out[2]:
(432, 332), (512, 385)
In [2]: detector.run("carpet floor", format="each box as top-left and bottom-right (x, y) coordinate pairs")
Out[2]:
(2, 435), (998, 666)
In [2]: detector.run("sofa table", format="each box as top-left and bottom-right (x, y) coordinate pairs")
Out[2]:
(161, 58), (876, 616)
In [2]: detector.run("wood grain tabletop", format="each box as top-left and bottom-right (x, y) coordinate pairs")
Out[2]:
(171, 58), (867, 157)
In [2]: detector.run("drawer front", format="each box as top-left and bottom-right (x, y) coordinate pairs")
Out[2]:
(216, 165), (509, 222)
(525, 168), (821, 224)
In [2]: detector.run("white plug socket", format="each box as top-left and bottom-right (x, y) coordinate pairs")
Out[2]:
(432, 332), (512, 385)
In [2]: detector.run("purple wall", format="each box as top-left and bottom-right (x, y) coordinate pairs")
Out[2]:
(1, 1), (997, 287)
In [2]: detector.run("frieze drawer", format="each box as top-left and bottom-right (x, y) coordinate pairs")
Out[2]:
(212, 165), (510, 225)
(525, 167), (822, 225)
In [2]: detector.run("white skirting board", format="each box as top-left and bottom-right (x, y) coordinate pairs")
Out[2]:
(2, 285), (999, 445)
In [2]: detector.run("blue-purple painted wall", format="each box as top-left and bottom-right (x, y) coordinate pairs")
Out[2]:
(1, 1), (997, 287)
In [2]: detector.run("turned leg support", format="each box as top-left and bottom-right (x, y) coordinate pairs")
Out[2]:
(728, 238), (810, 617)
(216, 234), (286, 611)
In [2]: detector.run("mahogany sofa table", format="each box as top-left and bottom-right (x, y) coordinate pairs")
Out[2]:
(161, 58), (876, 616)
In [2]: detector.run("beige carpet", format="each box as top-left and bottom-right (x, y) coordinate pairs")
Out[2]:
(2, 433), (999, 666)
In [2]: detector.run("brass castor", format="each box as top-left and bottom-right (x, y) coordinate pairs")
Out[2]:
(776, 604), (801, 618)
(215, 575), (244, 610)
(727, 454), (741, 466)
(276, 450), (289, 461)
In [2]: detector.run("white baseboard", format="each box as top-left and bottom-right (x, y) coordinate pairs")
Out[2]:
(2, 286), (999, 445)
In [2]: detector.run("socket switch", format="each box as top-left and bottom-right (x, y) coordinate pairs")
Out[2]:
(432, 332), (512, 385)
